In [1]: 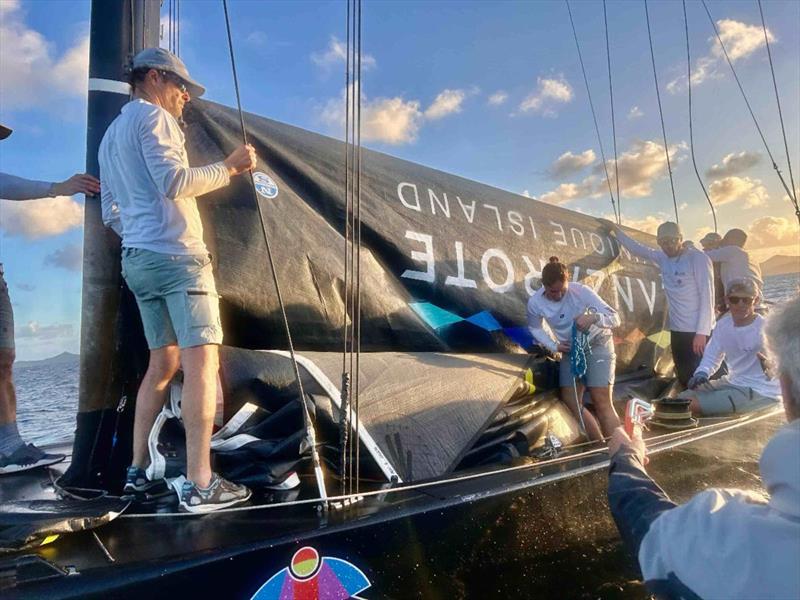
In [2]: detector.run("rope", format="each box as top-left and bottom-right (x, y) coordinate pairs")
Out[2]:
(757, 0), (799, 216)
(682, 0), (717, 233)
(220, 0), (328, 505)
(701, 0), (799, 224)
(644, 0), (679, 225)
(569, 321), (592, 435)
(603, 0), (621, 224)
(565, 0), (619, 224)
(354, 0), (364, 495)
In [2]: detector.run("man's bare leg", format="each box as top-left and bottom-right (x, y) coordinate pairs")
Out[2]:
(560, 385), (604, 442)
(131, 345), (180, 469)
(589, 385), (621, 437)
(0, 348), (16, 426)
(179, 344), (218, 488)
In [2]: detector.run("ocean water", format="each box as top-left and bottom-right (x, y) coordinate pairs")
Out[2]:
(12, 273), (800, 446)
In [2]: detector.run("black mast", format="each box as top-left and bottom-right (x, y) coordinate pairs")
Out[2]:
(65, 0), (160, 490)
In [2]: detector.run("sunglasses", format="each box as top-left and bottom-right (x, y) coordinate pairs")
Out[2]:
(159, 71), (188, 94)
(728, 296), (754, 305)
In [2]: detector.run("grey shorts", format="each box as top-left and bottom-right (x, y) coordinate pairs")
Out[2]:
(0, 272), (13, 350)
(678, 379), (779, 416)
(121, 248), (223, 350)
(559, 337), (616, 388)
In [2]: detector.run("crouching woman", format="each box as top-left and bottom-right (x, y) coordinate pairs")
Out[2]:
(527, 257), (621, 441)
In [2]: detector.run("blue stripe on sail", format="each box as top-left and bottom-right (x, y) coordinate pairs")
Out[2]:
(503, 326), (534, 349)
(465, 310), (502, 332)
(409, 302), (464, 330)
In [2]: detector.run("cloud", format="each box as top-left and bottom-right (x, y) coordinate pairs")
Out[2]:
(549, 149), (596, 179)
(705, 151), (761, 179)
(601, 140), (685, 198)
(0, 196), (84, 239)
(628, 106), (644, 120)
(319, 86), (423, 145)
(311, 36), (376, 71)
(519, 76), (573, 117)
(425, 89), (467, 120)
(16, 321), (74, 340)
(15, 283), (35, 292)
(0, 1), (89, 111)
(245, 31), (268, 47)
(535, 176), (598, 206)
(667, 19), (774, 94)
(747, 216), (800, 248)
(44, 243), (83, 271)
(708, 176), (769, 208)
(488, 91), (508, 106)
(606, 213), (668, 236)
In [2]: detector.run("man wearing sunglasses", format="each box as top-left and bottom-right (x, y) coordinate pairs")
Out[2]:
(703, 228), (763, 309)
(99, 48), (257, 512)
(677, 278), (781, 416)
(599, 219), (714, 387)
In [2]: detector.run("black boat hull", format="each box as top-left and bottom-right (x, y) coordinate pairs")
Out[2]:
(4, 408), (781, 600)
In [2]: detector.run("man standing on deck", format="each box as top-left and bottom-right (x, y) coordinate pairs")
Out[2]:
(599, 219), (714, 388)
(99, 48), (257, 512)
(605, 295), (800, 599)
(0, 124), (101, 474)
(704, 228), (763, 307)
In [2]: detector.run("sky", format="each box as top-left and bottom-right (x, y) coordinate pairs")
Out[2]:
(1, 0), (798, 360)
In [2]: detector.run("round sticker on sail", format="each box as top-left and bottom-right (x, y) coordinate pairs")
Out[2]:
(253, 172), (279, 199)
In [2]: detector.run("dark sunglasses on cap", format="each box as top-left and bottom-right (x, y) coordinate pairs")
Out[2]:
(159, 71), (188, 94)
(728, 296), (754, 305)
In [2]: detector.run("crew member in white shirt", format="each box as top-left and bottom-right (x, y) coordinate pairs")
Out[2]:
(679, 278), (781, 416)
(0, 124), (100, 475)
(99, 48), (256, 512)
(703, 228), (763, 303)
(599, 219), (714, 388)
(527, 257), (621, 441)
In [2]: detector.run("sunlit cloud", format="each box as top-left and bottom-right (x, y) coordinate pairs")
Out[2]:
(747, 216), (800, 248)
(16, 321), (74, 340)
(627, 106), (644, 120)
(705, 151), (761, 179)
(519, 76), (573, 117)
(0, 197), (84, 239)
(44, 243), (83, 272)
(0, 0), (89, 111)
(708, 176), (769, 208)
(548, 149), (596, 179)
(311, 36), (376, 71)
(425, 89), (467, 120)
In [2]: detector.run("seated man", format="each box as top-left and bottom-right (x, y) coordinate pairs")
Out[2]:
(606, 295), (800, 599)
(678, 278), (780, 416)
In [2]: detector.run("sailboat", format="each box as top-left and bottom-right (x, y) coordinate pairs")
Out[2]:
(0, 1), (784, 598)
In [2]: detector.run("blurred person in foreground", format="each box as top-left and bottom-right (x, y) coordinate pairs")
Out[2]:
(606, 295), (800, 599)
(0, 123), (101, 474)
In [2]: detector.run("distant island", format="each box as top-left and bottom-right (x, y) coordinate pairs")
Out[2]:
(761, 255), (800, 277)
(15, 351), (80, 369)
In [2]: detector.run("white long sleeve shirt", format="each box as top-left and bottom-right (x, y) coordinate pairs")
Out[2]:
(705, 246), (763, 291)
(695, 313), (781, 398)
(0, 173), (54, 200)
(615, 228), (715, 335)
(526, 282), (620, 353)
(98, 99), (230, 255)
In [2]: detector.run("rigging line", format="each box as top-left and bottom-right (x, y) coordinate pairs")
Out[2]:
(758, 0), (798, 208)
(682, 0), (717, 233)
(347, 0), (357, 495)
(354, 0), (363, 495)
(221, 0), (328, 504)
(565, 0), (619, 224)
(644, 0), (679, 225)
(700, 0), (799, 222)
(340, 0), (352, 496)
(177, 0), (181, 57)
(603, 0), (621, 225)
